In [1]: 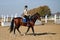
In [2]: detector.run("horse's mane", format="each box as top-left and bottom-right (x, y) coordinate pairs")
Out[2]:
(30, 12), (39, 20)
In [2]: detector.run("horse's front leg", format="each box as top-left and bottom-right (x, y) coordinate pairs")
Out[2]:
(31, 27), (36, 36)
(24, 26), (30, 35)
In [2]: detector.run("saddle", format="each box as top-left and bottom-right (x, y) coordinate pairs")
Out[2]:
(22, 17), (30, 23)
(22, 18), (27, 23)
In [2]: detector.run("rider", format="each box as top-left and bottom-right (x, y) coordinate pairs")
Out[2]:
(23, 5), (30, 22)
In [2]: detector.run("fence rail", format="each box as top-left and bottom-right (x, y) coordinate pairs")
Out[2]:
(0, 14), (60, 26)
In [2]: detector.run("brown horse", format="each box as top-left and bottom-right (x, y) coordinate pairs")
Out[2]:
(10, 12), (41, 36)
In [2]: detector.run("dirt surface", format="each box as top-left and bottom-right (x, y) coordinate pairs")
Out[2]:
(0, 23), (60, 40)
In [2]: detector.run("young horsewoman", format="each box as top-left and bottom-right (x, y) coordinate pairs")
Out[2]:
(23, 5), (30, 22)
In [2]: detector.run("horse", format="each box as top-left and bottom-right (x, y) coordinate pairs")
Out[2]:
(10, 12), (41, 36)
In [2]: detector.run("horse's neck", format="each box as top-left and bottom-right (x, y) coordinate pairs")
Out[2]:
(31, 16), (37, 23)
(34, 17), (37, 22)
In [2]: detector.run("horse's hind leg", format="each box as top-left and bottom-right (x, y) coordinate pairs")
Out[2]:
(17, 26), (21, 35)
(14, 27), (16, 34)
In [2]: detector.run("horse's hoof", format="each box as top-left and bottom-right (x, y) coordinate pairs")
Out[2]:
(33, 34), (36, 36)
(23, 34), (26, 36)
(34, 34), (36, 36)
(21, 34), (24, 36)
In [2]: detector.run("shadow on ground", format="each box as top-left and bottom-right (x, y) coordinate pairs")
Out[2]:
(26, 32), (56, 36)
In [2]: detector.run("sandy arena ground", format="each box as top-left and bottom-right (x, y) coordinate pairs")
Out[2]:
(0, 23), (60, 40)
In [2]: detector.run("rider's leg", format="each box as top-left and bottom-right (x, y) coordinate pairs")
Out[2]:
(24, 15), (27, 22)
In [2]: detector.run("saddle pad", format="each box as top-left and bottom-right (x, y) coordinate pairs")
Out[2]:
(22, 18), (27, 23)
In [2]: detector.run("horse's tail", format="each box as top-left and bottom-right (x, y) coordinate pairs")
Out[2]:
(10, 18), (14, 33)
